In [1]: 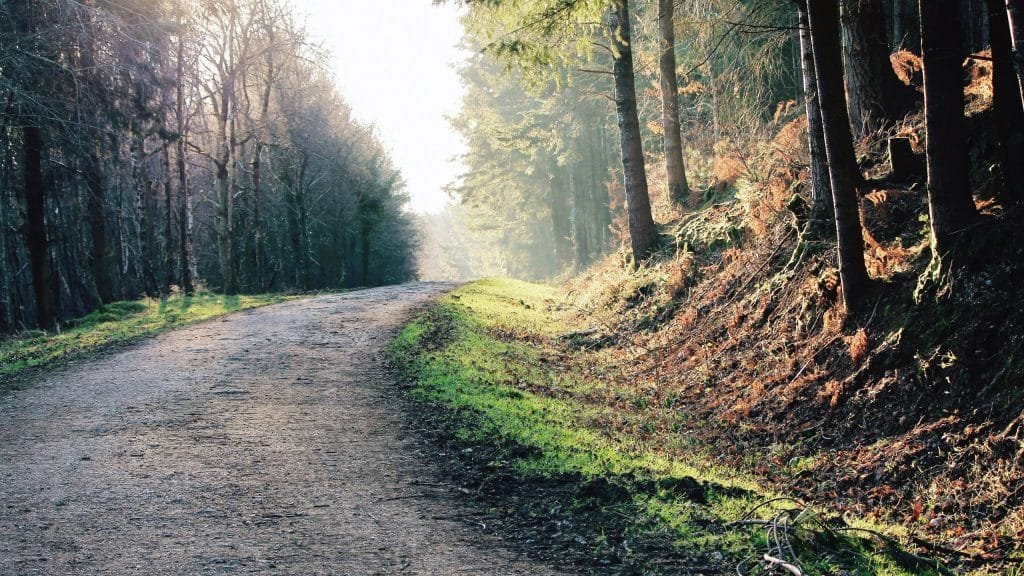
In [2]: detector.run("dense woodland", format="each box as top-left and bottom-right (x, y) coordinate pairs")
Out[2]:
(0, 0), (418, 333)
(450, 0), (1024, 303)
(3, 0), (1024, 570)
(446, 0), (1024, 567)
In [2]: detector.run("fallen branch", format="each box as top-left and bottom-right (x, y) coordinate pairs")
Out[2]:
(763, 553), (803, 576)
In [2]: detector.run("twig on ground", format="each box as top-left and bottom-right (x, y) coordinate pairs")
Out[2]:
(763, 553), (804, 575)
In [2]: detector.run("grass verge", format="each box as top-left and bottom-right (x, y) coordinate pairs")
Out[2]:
(389, 278), (949, 575)
(0, 291), (295, 388)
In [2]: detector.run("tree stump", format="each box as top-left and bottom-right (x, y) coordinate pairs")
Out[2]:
(888, 136), (925, 183)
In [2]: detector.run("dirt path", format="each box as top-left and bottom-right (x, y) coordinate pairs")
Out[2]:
(0, 283), (570, 575)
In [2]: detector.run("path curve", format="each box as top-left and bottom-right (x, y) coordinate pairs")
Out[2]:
(0, 283), (568, 575)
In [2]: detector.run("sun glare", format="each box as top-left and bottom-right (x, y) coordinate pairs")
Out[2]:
(289, 0), (469, 214)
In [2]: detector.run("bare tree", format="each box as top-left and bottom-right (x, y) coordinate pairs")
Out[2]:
(174, 9), (196, 294)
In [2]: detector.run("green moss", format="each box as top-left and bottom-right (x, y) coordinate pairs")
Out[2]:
(0, 291), (295, 383)
(391, 278), (941, 575)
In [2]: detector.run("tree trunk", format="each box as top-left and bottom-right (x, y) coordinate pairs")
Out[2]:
(892, 0), (922, 52)
(609, 0), (657, 263)
(841, 0), (917, 138)
(919, 0), (978, 263)
(251, 142), (265, 290)
(162, 147), (175, 292)
(251, 36), (274, 292)
(284, 157), (310, 290)
(215, 76), (237, 294)
(570, 168), (591, 269)
(549, 161), (573, 270)
(796, 0), (834, 238)
(658, 0), (690, 207)
(176, 139), (195, 295)
(807, 0), (872, 313)
(0, 118), (26, 331)
(296, 182), (310, 290)
(1009, 0), (1024, 107)
(134, 136), (160, 297)
(22, 125), (58, 329)
(0, 137), (12, 332)
(989, 0), (1024, 207)
(359, 217), (371, 288)
(215, 158), (237, 294)
(115, 168), (129, 299)
(590, 120), (613, 250)
(85, 145), (114, 304)
(175, 28), (194, 295)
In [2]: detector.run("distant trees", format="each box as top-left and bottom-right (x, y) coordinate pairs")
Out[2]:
(451, 48), (615, 277)
(455, 0), (801, 273)
(0, 0), (417, 333)
(452, 0), (1011, 310)
(461, 0), (660, 265)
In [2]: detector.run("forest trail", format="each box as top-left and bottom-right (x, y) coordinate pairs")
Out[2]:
(0, 283), (568, 576)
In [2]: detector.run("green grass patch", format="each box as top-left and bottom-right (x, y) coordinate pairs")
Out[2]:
(389, 278), (948, 575)
(0, 291), (295, 384)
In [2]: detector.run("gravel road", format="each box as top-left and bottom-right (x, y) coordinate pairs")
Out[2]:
(0, 283), (569, 575)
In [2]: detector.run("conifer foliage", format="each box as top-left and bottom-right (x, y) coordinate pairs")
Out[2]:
(452, 0), (1020, 314)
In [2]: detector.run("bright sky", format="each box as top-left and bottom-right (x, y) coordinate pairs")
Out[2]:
(289, 0), (468, 213)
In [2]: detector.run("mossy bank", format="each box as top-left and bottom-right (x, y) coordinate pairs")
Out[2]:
(389, 278), (946, 575)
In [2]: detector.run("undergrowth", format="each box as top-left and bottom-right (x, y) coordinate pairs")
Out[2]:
(389, 278), (946, 575)
(0, 291), (294, 387)
(391, 57), (1022, 575)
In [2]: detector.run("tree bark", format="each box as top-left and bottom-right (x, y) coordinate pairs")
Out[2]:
(284, 155), (310, 290)
(658, 0), (690, 207)
(84, 145), (114, 304)
(549, 160), (573, 270)
(252, 141), (265, 289)
(570, 168), (591, 269)
(250, 28), (275, 291)
(1009, 0), (1024, 107)
(989, 0), (1024, 207)
(176, 26), (194, 295)
(212, 10), (238, 295)
(134, 135), (160, 297)
(807, 0), (871, 313)
(795, 0), (834, 238)
(892, 0), (922, 52)
(216, 157), (237, 294)
(22, 124), (58, 329)
(0, 130), (12, 332)
(609, 0), (657, 263)
(841, 0), (917, 139)
(162, 147), (175, 292)
(919, 0), (978, 263)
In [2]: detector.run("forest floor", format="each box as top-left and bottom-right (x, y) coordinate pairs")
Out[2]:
(389, 278), (985, 576)
(0, 282), (577, 576)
